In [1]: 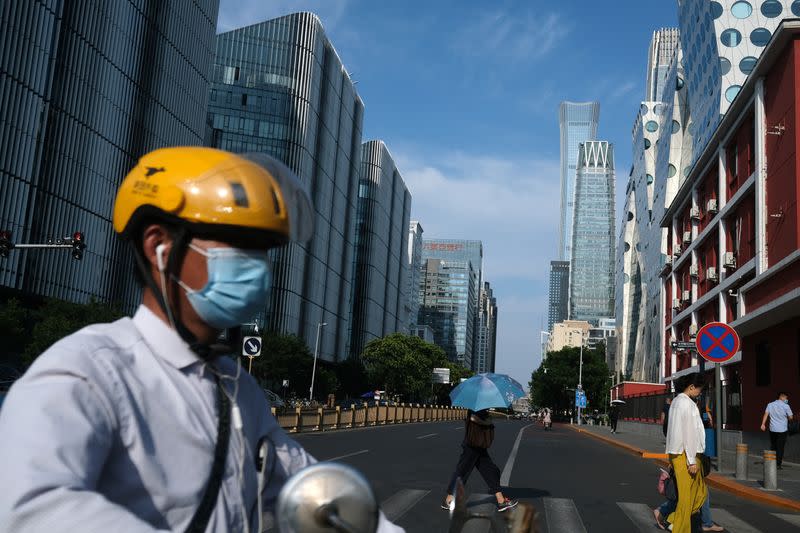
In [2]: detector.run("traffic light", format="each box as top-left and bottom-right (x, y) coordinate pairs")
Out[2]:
(0, 230), (12, 258)
(71, 231), (86, 260)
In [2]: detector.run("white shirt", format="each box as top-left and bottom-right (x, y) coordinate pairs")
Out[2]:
(0, 305), (403, 532)
(766, 400), (794, 432)
(665, 393), (706, 465)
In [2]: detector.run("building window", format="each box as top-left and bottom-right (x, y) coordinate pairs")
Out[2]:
(731, 1), (752, 19)
(739, 56), (757, 75)
(761, 1), (783, 18)
(756, 341), (770, 386)
(725, 85), (741, 103)
(645, 120), (659, 132)
(720, 29), (742, 47)
(750, 28), (772, 47)
(720, 57), (731, 75)
(711, 1), (724, 18)
(794, 0), (800, 16)
(668, 164), (677, 178)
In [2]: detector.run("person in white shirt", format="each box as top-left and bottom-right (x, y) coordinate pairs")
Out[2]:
(761, 391), (794, 469)
(664, 372), (708, 533)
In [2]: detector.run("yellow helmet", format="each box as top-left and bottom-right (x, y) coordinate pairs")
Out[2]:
(113, 147), (313, 247)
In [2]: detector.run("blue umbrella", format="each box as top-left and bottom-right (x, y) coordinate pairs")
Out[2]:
(449, 373), (526, 411)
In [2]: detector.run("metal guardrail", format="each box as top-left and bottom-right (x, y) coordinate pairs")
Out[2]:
(271, 404), (468, 433)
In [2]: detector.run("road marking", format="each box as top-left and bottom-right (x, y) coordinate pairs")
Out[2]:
(543, 498), (586, 533)
(324, 449), (369, 462)
(416, 433), (437, 439)
(500, 424), (533, 486)
(710, 508), (763, 533)
(617, 502), (659, 531)
(380, 489), (430, 522)
(771, 512), (800, 527)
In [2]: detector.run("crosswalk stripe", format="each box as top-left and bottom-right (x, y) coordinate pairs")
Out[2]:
(543, 498), (587, 533)
(772, 512), (800, 527)
(617, 502), (659, 531)
(380, 489), (430, 522)
(710, 508), (763, 533)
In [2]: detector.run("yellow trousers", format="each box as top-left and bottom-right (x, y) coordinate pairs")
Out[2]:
(667, 454), (707, 533)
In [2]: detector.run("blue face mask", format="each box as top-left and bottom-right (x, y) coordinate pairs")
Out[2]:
(176, 243), (271, 329)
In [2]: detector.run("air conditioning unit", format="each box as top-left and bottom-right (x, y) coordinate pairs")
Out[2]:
(665, 255), (673, 266)
(674, 244), (682, 257)
(690, 264), (699, 278)
(690, 207), (701, 220)
(707, 199), (718, 214)
(683, 231), (692, 244)
(672, 298), (681, 310)
(723, 251), (737, 269)
(689, 324), (698, 337)
(707, 267), (718, 282)
(682, 289), (691, 302)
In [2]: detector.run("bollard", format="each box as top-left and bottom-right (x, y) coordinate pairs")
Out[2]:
(735, 443), (748, 480)
(764, 450), (778, 490)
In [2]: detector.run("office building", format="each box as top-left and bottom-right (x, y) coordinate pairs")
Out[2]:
(208, 13), (364, 361)
(547, 260), (570, 331)
(558, 102), (599, 262)
(646, 28), (681, 102)
(0, 0), (219, 308)
(677, 0), (794, 167)
(418, 240), (483, 369)
(569, 141), (616, 325)
(547, 320), (591, 353)
(407, 221), (424, 329)
(475, 282), (498, 374)
(349, 141), (412, 358)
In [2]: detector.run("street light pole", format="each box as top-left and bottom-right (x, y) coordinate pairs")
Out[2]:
(577, 331), (585, 425)
(309, 322), (327, 401)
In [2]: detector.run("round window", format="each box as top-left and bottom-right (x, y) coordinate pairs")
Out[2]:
(761, 0), (783, 17)
(676, 77), (685, 90)
(711, 1), (724, 18)
(725, 85), (742, 103)
(654, 103), (665, 115)
(719, 56), (731, 75)
(688, 122), (696, 136)
(640, 104), (648, 115)
(731, 1), (752, 18)
(739, 56), (757, 74)
(668, 164), (677, 178)
(625, 242), (631, 252)
(721, 29), (742, 47)
(644, 138), (652, 150)
(624, 273), (630, 283)
(647, 174), (654, 185)
(793, 0), (800, 16)
(645, 120), (659, 132)
(684, 167), (691, 177)
(627, 212), (634, 221)
(672, 120), (680, 134)
(750, 28), (772, 47)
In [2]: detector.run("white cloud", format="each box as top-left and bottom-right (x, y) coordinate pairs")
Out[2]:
(394, 147), (560, 384)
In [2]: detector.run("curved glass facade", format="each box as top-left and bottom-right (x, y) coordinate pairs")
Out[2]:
(208, 13), (365, 362)
(349, 140), (411, 358)
(0, 0), (218, 308)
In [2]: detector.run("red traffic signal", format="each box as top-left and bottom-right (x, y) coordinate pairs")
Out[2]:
(71, 231), (86, 260)
(0, 230), (12, 258)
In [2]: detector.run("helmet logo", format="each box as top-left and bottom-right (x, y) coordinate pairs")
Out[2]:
(145, 166), (166, 177)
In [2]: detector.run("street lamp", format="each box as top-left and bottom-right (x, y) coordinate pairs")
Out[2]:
(577, 330), (586, 425)
(309, 322), (328, 401)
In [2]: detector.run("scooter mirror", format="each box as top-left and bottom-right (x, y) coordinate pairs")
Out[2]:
(276, 462), (379, 533)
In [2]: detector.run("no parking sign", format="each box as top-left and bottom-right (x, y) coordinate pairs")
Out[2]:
(695, 322), (739, 364)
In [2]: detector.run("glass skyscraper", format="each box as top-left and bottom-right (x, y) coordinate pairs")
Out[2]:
(558, 101), (599, 262)
(475, 282), (498, 374)
(0, 0), (219, 308)
(547, 260), (570, 331)
(349, 141), (412, 358)
(646, 28), (681, 102)
(407, 221), (424, 330)
(570, 141), (616, 325)
(208, 13), (364, 361)
(418, 240), (483, 369)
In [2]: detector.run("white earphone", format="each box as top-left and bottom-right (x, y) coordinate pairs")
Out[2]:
(156, 243), (167, 272)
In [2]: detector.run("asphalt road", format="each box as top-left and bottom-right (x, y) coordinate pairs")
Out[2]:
(293, 419), (800, 532)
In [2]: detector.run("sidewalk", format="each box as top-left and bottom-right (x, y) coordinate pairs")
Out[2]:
(571, 423), (800, 511)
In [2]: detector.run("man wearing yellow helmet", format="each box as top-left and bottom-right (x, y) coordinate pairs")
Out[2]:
(0, 148), (402, 532)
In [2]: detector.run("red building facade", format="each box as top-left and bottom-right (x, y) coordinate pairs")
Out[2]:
(661, 22), (800, 440)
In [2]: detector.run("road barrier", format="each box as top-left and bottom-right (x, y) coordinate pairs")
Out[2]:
(735, 443), (748, 480)
(271, 404), (468, 433)
(763, 449), (778, 490)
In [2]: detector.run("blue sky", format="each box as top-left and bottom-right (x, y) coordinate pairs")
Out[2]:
(217, 0), (679, 388)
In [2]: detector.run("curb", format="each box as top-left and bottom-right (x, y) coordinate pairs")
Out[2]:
(570, 426), (800, 512)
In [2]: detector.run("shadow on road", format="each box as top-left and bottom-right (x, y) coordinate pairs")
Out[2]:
(505, 487), (551, 499)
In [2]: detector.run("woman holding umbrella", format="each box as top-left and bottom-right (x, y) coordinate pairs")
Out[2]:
(441, 373), (524, 513)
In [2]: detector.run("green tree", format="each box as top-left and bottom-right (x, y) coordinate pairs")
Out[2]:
(361, 333), (450, 402)
(248, 332), (314, 398)
(23, 298), (124, 366)
(530, 344), (611, 415)
(334, 356), (369, 398)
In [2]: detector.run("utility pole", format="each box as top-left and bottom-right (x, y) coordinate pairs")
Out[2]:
(577, 330), (585, 425)
(309, 321), (327, 401)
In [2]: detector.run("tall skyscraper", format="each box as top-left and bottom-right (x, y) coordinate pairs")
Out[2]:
(407, 221), (424, 329)
(0, 0), (219, 308)
(570, 141), (616, 325)
(418, 240), (483, 369)
(646, 28), (681, 102)
(558, 101), (600, 262)
(475, 282), (498, 374)
(208, 13), (364, 361)
(349, 141), (412, 358)
(547, 261), (570, 331)
(677, 0), (794, 167)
